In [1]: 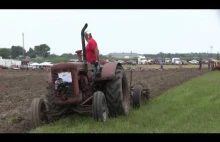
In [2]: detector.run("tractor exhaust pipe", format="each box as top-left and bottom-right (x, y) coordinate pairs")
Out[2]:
(81, 23), (88, 73)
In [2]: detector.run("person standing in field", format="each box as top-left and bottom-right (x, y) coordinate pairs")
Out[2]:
(199, 57), (202, 70)
(160, 60), (163, 69)
(178, 60), (182, 69)
(208, 58), (211, 70)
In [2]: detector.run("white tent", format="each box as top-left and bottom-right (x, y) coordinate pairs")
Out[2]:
(30, 62), (40, 66)
(40, 62), (53, 66)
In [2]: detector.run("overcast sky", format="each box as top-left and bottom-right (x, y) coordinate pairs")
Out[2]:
(0, 10), (220, 55)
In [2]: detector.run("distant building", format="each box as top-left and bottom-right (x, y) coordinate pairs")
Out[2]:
(0, 58), (21, 68)
(108, 52), (140, 58)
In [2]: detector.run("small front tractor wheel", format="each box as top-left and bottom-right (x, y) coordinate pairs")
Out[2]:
(31, 98), (48, 128)
(132, 84), (143, 109)
(44, 85), (68, 122)
(92, 91), (108, 122)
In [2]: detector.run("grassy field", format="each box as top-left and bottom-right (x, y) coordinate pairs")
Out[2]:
(30, 71), (220, 133)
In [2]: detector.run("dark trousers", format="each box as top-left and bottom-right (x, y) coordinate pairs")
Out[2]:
(91, 63), (101, 78)
(199, 64), (202, 70)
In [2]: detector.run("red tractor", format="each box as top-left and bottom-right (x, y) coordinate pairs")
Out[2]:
(30, 23), (150, 128)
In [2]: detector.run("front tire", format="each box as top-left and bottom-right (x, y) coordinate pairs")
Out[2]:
(93, 91), (108, 122)
(31, 98), (48, 128)
(44, 85), (68, 121)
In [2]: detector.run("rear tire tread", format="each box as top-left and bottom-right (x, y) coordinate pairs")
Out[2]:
(105, 65), (130, 117)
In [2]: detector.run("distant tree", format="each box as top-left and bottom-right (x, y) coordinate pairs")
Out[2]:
(0, 48), (11, 58)
(34, 44), (50, 58)
(158, 52), (163, 55)
(60, 53), (74, 57)
(11, 46), (26, 59)
(49, 54), (59, 58)
(72, 54), (78, 58)
(167, 53), (172, 58)
(26, 47), (36, 58)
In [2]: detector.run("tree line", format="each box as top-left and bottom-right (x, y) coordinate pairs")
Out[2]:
(0, 44), (102, 60)
(0, 45), (218, 60)
(0, 44), (51, 59)
(143, 52), (219, 59)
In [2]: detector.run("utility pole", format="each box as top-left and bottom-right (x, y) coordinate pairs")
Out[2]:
(210, 46), (213, 57)
(22, 33), (25, 58)
(217, 51), (219, 60)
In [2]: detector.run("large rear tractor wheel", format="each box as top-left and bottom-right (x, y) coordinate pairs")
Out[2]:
(105, 65), (130, 117)
(31, 98), (48, 128)
(93, 91), (108, 122)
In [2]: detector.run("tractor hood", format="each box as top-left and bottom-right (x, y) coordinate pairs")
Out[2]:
(51, 62), (91, 72)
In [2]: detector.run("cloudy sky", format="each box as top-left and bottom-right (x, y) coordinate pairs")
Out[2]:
(0, 9), (220, 55)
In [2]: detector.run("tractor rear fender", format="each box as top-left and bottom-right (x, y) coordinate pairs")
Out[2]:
(100, 62), (122, 80)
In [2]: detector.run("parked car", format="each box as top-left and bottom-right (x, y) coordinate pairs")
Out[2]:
(181, 60), (188, 65)
(202, 60), (208, 64)
(126, 60), (137, 65)
(69, 59), (79, 62)
(189, 60), (199, 64)
(109, 60), (116, 62)
(116, 60), (126, 65)
(0, 65), (8, 69)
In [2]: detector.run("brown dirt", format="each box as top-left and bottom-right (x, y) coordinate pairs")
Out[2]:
(0, 67), (209, 133)
(125, 68), (208, 99)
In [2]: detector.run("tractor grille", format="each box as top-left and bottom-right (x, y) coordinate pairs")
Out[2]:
(51, 69), (76, 97)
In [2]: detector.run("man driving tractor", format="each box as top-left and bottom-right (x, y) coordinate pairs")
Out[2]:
(84, 31), (100, 78)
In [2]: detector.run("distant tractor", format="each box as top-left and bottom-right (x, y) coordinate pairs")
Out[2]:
(20, 56), (30, 70)
(211, 59), (220, 70)
(210, 52), (220, 70)
(30, 23), (150, 128)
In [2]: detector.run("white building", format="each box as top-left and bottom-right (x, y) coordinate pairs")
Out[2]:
(0, 57), (21, 68)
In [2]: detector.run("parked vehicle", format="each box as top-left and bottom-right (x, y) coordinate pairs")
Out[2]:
(116, 60), (126, 65)
(165, 58), (171, 64)
(138, 56), (147, 64)
(126, 60), (137, 65)
(181, 60), (188, 65)
(109, 60), (116, 62)
(189, 60), (199, 64)
(202, 60), (208, 64)
(69, 59), (79, 62)
(154, 58), (165, 65)
(172, 58), (182, 65)
(146, 59), (154, 65)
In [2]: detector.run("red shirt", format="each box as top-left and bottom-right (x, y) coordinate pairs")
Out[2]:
(86, 38), (98, 63)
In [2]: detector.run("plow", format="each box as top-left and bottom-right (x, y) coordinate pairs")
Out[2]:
(30, 23), (150, 128)
(126, 67), (168, 72)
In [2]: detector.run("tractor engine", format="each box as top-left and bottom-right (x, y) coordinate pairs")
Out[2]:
(54, 78), (73, 98)
(50, 62), (88, 106)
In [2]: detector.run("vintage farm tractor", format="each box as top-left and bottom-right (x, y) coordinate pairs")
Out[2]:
(30, 23), (150, 128)
(211, 59), (220, 70)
